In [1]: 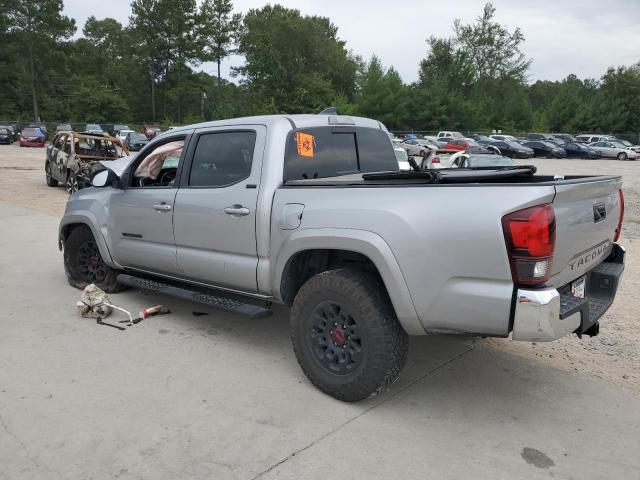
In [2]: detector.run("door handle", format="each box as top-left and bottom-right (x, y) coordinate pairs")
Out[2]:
(224, 205), (250, 216)
(153, 203), (172, 211)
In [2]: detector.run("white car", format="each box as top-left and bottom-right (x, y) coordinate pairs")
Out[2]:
(117, 129), (135, 142)
(451, 153), (514, 168)
(402, 138), (437, 158)
(588, 141), (638, 160)
(436, 131), (465, 140)
(394, 146), (411, 171)
(577, 134), (618, 144)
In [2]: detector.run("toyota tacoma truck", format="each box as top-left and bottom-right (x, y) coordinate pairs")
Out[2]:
(58, 113), (625, 401)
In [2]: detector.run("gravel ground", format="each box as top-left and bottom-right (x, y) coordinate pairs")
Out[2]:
(1, 144), (638, 396)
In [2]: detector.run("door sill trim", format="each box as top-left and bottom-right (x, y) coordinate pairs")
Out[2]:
(124, 267), (274, 301)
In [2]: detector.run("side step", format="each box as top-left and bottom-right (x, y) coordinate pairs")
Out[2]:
(117, 274), (272, 319)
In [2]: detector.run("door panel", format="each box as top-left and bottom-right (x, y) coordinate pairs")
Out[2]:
(108, 189), (180, 274)
(106, 135), (189, 275)
(174, 126), (266, 292)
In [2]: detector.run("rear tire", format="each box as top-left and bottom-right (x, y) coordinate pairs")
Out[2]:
(290, 269), (408, 402)
(618, 152), (628, 161)
(45, 161), (58, 187)
(63, 226), (126, 293)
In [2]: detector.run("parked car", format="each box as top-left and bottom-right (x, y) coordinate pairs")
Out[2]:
(143, 125), (162, 139)
(0, 125), (17, 142)
(117, 129), (135, 143)
(110, 124), (130, 136)
(551, 133), (579, 144)
(56, 123), (72, 133)
(125, 132), (149, 151)
(576, 134), (617, 144)
(84, 123), (105, 135)
(523, 141), (567, 158)
(45, 132), (129, 193)
(436, 131), (465, 141)
(481, 140), (534, 158)
(489, 134), (517, 142)
(466, 133), (492, 142)
(451, 153), (514, 168)
(527, 133), (556, 141)
(402, 138), (436, 158)
(443, 139), (477, 151)
(562, 142), (602, 159)
(588, 141), (639, 161)
(0, 127), (12, 144)
(29, 122), (48, 140)
(613, 140), (640, 154)
(394, 146), (411, 170)
(19, 127), (47, 147)
(58, 113), (625, 402)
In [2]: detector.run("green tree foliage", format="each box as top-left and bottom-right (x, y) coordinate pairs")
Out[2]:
(0, 0), (638, 138)
(235, 5), (359, 114)
(4, 0), (75, 121)
(344, 56), (408, 129)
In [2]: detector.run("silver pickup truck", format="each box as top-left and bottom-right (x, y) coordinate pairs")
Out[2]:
(58, 114), (625, 401)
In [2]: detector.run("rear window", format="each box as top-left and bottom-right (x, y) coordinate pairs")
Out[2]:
(284, 126), (397, 181)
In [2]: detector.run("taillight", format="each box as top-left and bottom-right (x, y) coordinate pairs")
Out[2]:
(432, 156), (440, 164)
(502, 204), (556, 286)
(614, 189), (624, 242)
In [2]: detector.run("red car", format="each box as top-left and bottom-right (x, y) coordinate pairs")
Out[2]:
(143, 125), (162, 140)
(443, 139), (476, 151)
(19, 127), (47, 148)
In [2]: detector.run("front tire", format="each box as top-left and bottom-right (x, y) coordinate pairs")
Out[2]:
(63, 226), (126, 293)
(45, 161), (58, 187)
(618, 152), (628, 161)
(290, 269), (408, 402)
(66, 171), (79, 194)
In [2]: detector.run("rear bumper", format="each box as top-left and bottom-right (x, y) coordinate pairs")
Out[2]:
(512, 243), (625, 342)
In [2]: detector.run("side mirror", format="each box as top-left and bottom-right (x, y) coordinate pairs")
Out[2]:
(91, 168), (120, 188)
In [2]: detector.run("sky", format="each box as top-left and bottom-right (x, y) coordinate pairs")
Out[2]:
(62, 0), (640, 84)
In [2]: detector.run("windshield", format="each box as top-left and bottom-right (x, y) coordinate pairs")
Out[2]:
(616, 140), (632, 147)
(539, 141), (557, 148)
(505, 141), (523, 148)
(22, 128), (42, 136)
(86, 124), (102, 130)
(415, 139), (431, 146)
(0, 128), (8, 134)
(130, 133), (147, 142)
(467, 155), (514, 167)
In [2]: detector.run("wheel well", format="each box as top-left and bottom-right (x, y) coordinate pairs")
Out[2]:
(280, 249), (385, 306)
(60, 223), (90, 244)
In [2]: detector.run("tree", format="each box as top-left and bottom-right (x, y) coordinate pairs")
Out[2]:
(4, 0), (75, 121)
(130, 0), (199, 122)
(197, 0), (241, 116)
(601, 63), (640, 133)
(347, 56), (409, 129)
(235, 5), (359, 113)
(453, 2), (531, 83)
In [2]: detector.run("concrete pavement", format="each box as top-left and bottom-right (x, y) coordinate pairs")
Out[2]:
(0, 201), (639, 480)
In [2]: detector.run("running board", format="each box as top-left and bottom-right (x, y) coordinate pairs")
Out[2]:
(116, 274), (272, 319)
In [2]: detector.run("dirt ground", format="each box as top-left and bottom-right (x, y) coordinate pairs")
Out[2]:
(1, 143), (638, 396)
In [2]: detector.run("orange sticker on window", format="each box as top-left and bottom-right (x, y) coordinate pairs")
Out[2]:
(296, 132), (314, 158)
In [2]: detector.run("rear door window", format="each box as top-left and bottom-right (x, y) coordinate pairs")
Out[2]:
(284, 126), (397, 181)
(189, 131), (256, 187)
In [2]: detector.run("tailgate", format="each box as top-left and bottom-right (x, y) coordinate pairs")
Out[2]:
(550, 176), (622, 288)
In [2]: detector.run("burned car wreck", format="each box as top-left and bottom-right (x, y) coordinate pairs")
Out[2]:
(45, 131), (129, 193)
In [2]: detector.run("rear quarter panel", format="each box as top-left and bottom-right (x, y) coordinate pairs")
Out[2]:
(272, 184), (556, 336)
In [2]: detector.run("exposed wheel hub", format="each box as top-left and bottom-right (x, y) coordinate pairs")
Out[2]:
(309, 301), (362, 375)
